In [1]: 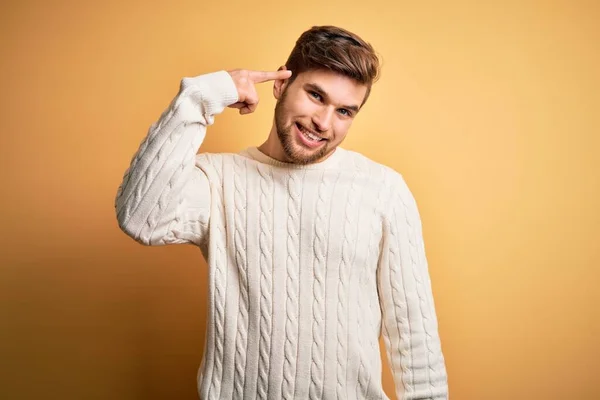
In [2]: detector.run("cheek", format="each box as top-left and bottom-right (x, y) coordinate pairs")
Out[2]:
(292, 96), (319, 114)
(332, 122), (352, 141)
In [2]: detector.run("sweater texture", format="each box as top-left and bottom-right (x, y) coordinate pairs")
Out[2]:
(115, 70), (448, 400)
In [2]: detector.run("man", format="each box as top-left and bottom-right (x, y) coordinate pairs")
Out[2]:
(115, 25), (448, 400)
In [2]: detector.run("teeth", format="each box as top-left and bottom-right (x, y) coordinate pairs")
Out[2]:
(298, 124), (321, 141)
(307, 132), (320, 141)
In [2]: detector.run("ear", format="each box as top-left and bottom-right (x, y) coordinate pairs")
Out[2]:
(273, 65), (289, 100)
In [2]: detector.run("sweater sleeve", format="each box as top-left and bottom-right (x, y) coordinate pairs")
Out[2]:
(114, 70), (238, 246)
(378, 175), (449, 399)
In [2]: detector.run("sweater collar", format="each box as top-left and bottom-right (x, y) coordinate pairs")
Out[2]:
(241, 146), (346, 170)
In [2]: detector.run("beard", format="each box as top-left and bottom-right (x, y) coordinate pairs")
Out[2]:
(274, 88), (329, 165)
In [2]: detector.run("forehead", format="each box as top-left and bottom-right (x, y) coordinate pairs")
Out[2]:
(293, 69), (368, 105)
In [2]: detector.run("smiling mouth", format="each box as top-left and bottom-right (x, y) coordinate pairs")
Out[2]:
(296, 122), (326, 142)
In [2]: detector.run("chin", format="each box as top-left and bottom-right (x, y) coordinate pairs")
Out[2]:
(285, 141), (330, 165)
(276, 118), (330, 164)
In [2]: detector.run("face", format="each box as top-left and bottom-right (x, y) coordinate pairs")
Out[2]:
(272, 68), (368, 165)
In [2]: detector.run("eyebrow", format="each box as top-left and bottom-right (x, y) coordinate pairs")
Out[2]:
(304, 83), (360, 113)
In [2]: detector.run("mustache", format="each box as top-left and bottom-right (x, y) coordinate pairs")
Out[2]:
(295, 121), (325, 135)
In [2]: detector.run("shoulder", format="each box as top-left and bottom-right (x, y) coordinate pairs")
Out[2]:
(348, 149), (423, 212)
(194, 151), (247, 176)
(341, 148), (410, 189)
(194, 151), (249, 163)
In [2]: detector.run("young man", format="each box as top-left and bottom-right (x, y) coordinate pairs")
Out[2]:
(115, 25), (448, 400)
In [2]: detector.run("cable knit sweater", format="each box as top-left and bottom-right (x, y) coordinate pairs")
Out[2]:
(115, 70), (448, 400)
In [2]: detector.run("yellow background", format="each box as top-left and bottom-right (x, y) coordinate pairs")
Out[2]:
(1, 0), (599, 399)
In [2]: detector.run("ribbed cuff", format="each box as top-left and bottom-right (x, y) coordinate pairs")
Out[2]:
(180, 70), (239, 117)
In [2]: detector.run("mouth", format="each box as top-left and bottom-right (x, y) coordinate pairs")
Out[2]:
(295, 122), (327, 144)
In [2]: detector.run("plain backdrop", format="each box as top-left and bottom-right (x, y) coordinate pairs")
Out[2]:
(1, 0), (599, 399)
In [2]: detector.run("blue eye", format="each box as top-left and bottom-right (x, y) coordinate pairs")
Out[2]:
(310, 91), (322, 100)
(339, 109), (350, 116)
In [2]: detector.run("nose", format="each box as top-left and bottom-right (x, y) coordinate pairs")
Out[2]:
(312, 106), (334, 133)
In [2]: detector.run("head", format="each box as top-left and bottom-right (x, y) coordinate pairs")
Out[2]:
(264, 25), (381, 165)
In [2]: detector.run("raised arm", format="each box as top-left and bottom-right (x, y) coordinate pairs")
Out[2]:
(114, 71), (238, 246)
(114, 68), (292, 246)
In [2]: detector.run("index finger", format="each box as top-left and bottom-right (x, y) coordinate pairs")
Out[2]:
(250, 69), (292, 83)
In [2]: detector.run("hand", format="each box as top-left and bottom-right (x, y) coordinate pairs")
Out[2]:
(226, 69), (292, 115)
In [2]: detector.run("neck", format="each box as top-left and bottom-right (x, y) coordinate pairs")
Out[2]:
(257, 122), (287, 162)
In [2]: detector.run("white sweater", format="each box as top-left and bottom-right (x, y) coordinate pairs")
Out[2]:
(115, 71), (448, 400)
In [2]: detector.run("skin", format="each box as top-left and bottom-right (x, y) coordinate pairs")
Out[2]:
(227, 66), (368, 165)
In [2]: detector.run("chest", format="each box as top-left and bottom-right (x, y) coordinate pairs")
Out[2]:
(217, 166), (389, 274)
